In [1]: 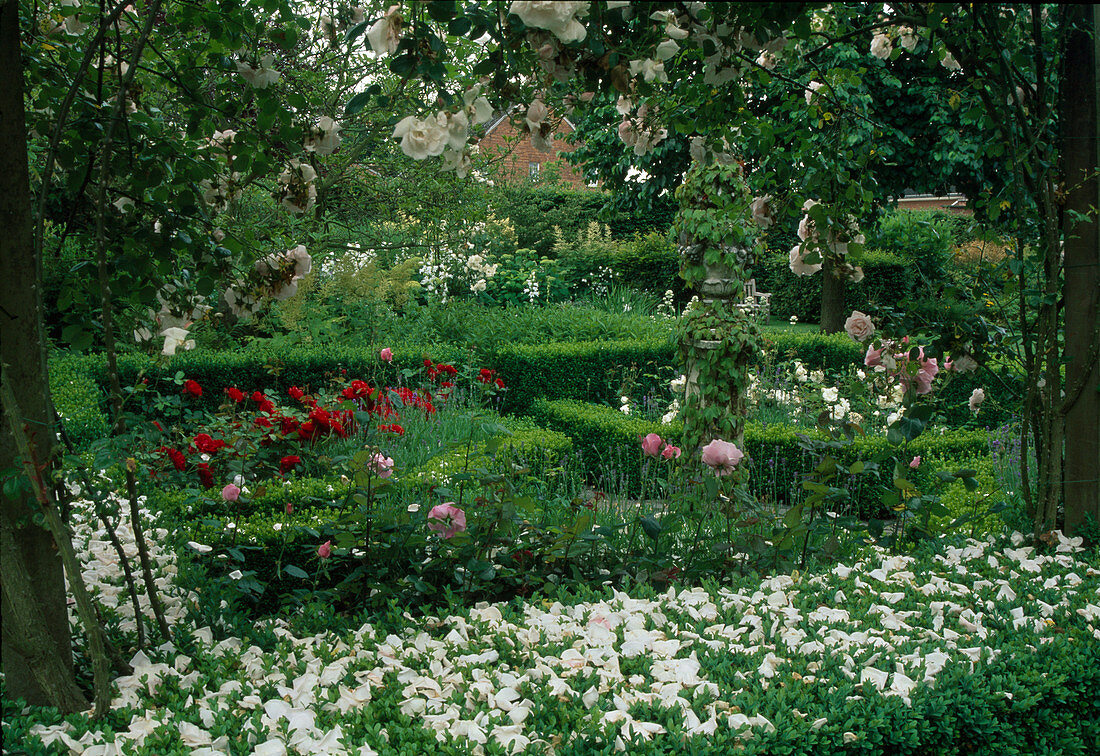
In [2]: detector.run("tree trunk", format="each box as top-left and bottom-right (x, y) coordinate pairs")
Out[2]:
(0, 0), (85, 710)
(1061, 3), (1100, 536)
(819, 254), (847, 334)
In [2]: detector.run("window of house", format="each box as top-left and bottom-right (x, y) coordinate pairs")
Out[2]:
(528, 161), (540, 181)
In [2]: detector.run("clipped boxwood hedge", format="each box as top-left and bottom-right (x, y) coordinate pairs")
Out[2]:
(528, 398), (993, 518)
(492, 337), (677, 414)
(407, 417), (573, 488)
(49, 353), (110, 446)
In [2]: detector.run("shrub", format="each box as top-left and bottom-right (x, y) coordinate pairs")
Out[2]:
(50, 354), (110, 447)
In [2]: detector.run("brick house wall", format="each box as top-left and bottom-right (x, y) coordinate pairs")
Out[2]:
(477, 111), (591, 189)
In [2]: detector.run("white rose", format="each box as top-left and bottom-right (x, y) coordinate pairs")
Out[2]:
(367, 6), (402, 55)
(968, 388), (986, 414)
(509, 1), (589, 44)
(805, 80), (825, 106)
(756, 50), (777, 70)
(525, 99), (547, 131)
(392, 113), (449, 160)
(789, 244), (822, 277)
(870, 33), (892, 60)
(898, 26), (918, 51)
(750, 195), (774, 229)
(822, 387), (839, 403)
(844, 311), (875, 342)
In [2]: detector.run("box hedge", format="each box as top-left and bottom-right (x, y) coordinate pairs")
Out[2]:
(528, 398), (993, 518)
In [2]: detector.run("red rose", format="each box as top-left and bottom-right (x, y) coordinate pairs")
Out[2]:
(254, 416), (273, 428)
(152, 420), (163, 432)
(280, 455), (301, 474)
(340, 387), (358, 400)
(478, 368), (493, 383)
(193, 433), (228, 454)
(160, 446), (187, 471)
(423, 358), (433, 368)
(495, 378), (506, 389)
(278, 416), (300, 436)
(288, 386), (305, 401)
(183, 379), (203, 398)
(196, 463), (214, 488)
(251, 390), (266, 404)
(379, 423), (405, 435)
(226, 387), (245, 403)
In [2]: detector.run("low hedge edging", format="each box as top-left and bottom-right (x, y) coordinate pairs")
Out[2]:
(528, 398), (994, 518)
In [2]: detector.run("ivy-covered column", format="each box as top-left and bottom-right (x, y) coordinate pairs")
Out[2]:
(674, 163), (762, 453)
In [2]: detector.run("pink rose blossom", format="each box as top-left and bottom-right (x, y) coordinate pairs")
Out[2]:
(317, 540), (332, 559)
(865, 345), (885, 368)
(371, 453), (394, 479)
(909, 456), (921, 469)
(661, 444), (682, 460)
(641, 433), (663, 457)
(221, 484), (241, 502)
(700, 439), (744, 476)
(380, 347), (394, 363)
(427, 502), (467, 539)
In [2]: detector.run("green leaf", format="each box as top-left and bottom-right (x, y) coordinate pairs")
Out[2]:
(639, 516), (662, 541)
(283, 564), (309, 579)
(783, 504), (804, 529)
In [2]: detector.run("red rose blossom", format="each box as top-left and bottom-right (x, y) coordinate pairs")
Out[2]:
(280, 455), (301, 474)
(196, 463), (214, 488)
(193, 433), (228, 454)
(183, 379), (203, 397)
(225, 387), (245, 403)
(478, 368), (494, 383)
(160, 446), (187, 471)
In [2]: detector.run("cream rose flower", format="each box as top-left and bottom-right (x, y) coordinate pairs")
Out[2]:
(510, 1), (589, 43)
(844, 311), (875, 342)
(392, 113), (449, 160)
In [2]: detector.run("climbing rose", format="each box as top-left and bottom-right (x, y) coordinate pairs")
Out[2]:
(870, 33), (892, 59)
(789, 245), (822, 276)
(700, 439), (744, 476)
(509, 1), (589, 44)
(392, 113), (449, 160)
(427, 502), (467, 539)
(367, 5), (402, 55)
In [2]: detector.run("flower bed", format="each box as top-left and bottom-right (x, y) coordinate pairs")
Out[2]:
(12, 500), (1100, 755)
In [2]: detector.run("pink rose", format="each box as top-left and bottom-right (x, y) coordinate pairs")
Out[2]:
(864, 345), (885, 368)
(427, 502), (467, 539)
(380, 347), (393, 363)
(221, 484), (241, 502)
(371, 453), (394, 479)
(844, 311), (875, 342)
(661, 444), (681, 460)
(700, 439), (744, 476)
(317, 540), (332, 559)
(641, 433), (663, 457)
(909, 456), (921, 469)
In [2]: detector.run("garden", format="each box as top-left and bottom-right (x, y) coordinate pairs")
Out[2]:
(2, 2), (1098, 755)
